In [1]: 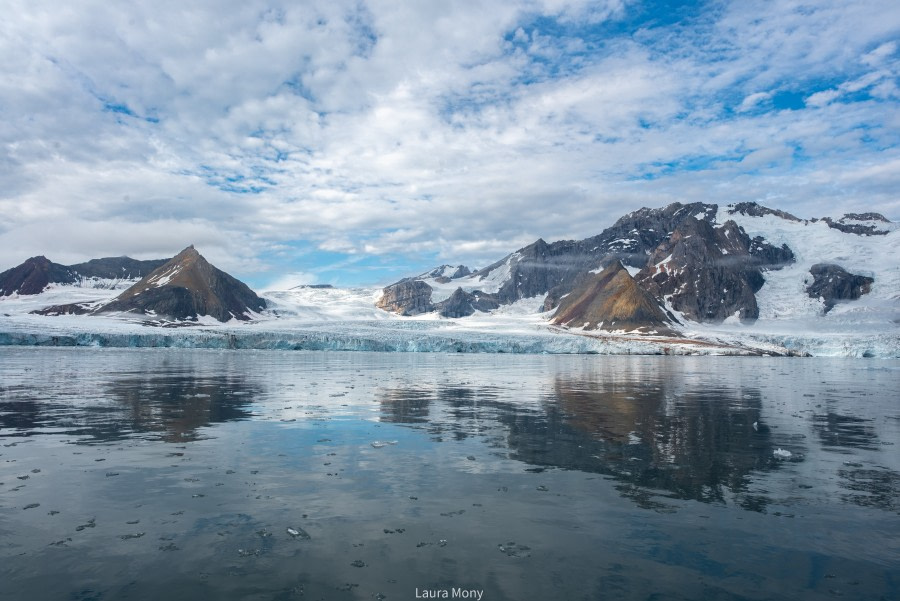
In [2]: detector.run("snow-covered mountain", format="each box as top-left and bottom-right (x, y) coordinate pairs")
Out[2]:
(377, 201), (899, 338)
(29, 246), (266, 323)
(0, 202), (897, 357)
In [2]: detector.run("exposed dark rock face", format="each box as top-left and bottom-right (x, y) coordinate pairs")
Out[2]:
(480, 238), (599, 305)
(819, 214), (892, 236)
(32, 303), (92, 316)
(97, 246), (266, 322)
(635, 218), (791, 323)
(475, 202), (722, 309)
(1, 255), (169, 296)
(727, 202), (802, 222)
(69, 257), (167, 280)
(376, 279), (434, 315)
(806, 264), (874, 313)
(552, 261), (676, 333)
(580, 202), (720, 268)
(436, 288), (500, 318)
(843, 212), (890, 222)
(748, 236), (795, 268)
(0, 256), (77, 296)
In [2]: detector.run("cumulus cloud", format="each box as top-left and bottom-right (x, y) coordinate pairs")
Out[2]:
(1, 0), (898, 284)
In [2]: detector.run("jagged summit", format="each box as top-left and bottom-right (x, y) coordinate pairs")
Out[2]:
(97, 246), (265, 322)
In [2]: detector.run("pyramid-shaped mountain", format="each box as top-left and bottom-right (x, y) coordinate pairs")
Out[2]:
(551, 261), (676, 333)
(98, 246), (265, 322)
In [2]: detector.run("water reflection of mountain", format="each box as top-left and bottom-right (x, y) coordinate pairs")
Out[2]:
(516, 378), (778, 509)
(0, 374), (257, 443)
(378, 376), (784, 511)
(812, 412), (879, 451)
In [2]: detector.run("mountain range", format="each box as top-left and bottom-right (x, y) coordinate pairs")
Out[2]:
(376, 201), (897, 334)
(0, 201), (897, 351)
(1, 246), (265, 323)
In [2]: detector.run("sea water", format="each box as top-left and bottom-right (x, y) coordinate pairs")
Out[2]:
(1, 348), (898, 600)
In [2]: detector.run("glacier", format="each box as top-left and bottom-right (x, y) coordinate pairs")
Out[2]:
(1, 283), (895, 356)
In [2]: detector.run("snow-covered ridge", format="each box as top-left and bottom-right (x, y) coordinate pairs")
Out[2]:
(412, 253), (519, 303)
(715, 205), (900, 322)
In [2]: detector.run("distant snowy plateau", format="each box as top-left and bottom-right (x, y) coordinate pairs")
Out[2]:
(1, 203), (898, 357)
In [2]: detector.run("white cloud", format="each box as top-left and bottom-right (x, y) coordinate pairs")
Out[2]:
(738, 92), (772, 112)
(262, 271), (319, 291)
(1, 0), (898, 284)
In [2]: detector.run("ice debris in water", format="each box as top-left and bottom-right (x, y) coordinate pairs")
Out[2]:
(287, 526), (311, 540)
(498, 541), (531, 557)
(370, 440), (398, 449)
(773, 448), (792, 459)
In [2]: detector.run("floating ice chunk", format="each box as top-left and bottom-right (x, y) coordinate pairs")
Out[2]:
(287, 526), (311, 540)
(773, 448), (792, 459)
(370, 440), (398, 449)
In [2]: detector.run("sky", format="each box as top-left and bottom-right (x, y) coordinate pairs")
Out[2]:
(1, 0), (898, 288)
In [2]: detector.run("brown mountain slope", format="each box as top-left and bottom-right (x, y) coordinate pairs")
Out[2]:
(0, 256), (78, 296)
(97, 246), (265, 322)
(551, 261), (676, 334)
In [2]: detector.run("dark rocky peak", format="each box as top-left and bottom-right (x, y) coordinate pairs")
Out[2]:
(69, 256), (168, 280)
(806, 264), (874, 314)
(727, 202), (802, 222)
(635, 217), (772, 323)
(96, 246), (265, 322)
(436, 288), (500, 318)
(0, 255), (77, 296)
(552, 260), (676, 333)
(580, 201), (718, 269)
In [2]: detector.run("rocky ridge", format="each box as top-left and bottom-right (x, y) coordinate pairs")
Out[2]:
(0, 255), (166, 297)
(376, 201), (888, 332)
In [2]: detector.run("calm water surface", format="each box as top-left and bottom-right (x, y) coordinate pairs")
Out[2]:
(1, 349), (898, 601)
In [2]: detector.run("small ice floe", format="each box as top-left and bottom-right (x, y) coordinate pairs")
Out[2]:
(498, 541), (531, 557)
(753, 421), (758, 431)
(286, 526), (311, 540)
(773, 448), (792, 459)
(370, 440), (398, 449)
